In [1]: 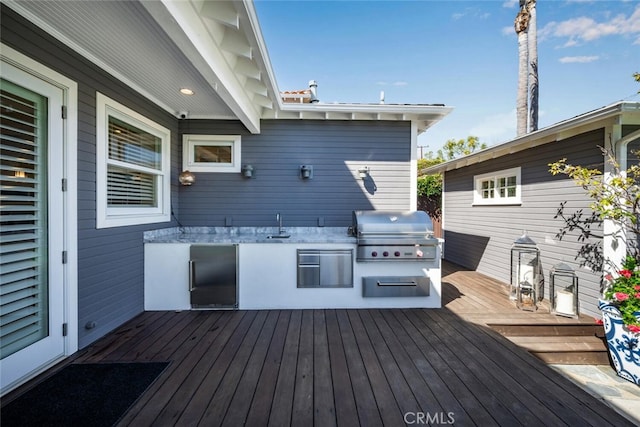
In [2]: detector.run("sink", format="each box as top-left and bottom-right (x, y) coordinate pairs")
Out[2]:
(266, 234), (291, 239)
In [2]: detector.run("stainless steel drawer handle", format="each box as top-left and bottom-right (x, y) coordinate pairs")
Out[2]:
(377, 280), (417, 287)
(188, 260), (195, 291)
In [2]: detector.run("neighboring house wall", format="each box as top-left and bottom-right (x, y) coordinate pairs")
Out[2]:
(178, 119), (412, 227)
(443, 129), (604, 318)
(1, 6), (180, 348)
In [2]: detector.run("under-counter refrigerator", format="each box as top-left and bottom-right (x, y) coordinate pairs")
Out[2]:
(189, 245), (238, 309)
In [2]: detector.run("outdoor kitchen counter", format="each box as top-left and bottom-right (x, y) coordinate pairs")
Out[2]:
(143, 226), (355, 244)
(143, 226), (441, 311)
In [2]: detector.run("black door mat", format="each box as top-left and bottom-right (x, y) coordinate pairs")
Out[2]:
(1, 362), (169, 427)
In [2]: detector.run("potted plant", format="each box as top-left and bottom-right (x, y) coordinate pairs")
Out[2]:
(599, 255), (640, 385)
(550, 134), (640, 384)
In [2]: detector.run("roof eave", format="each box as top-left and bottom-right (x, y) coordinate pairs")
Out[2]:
(264, 103), (453, 133)
(421, 101), (640, 175)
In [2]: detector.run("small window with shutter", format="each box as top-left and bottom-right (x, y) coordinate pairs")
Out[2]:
(96, 93), (170, 228)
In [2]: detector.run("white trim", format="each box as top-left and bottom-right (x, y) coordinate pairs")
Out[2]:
(410, 121), (418, 211)
(603, 124), (627, 274)
(159, 0), (261, 133)
(472, 167), (522, 206)
(96, 93), (171, 228)
(182, 134), (242, 173)
(0, 42), (78, 395)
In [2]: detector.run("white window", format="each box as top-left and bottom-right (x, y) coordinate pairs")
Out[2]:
(473, 167), (521, 205)
(96, 93), (171, 228)
(183, 134), (241, 173)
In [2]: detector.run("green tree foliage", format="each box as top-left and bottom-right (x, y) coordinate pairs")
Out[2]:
(438, 136), (487, 161)
(417, 136), (486, 199)
(549, 148), (640, 266)
(417, 156), (443, 198)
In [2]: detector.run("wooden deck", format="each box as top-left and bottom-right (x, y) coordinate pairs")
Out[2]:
(6, 262), (632, 426)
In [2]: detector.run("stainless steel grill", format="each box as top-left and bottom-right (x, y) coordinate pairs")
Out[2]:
(351, 210), (438, 261)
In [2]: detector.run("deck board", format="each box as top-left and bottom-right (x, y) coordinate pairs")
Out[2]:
(5, 261), (634, 426)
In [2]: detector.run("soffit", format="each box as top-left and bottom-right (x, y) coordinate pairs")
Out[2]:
(3, 0), (277, 129)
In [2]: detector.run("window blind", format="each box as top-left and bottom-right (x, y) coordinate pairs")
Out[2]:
(107, 117), (160, 208)
(0, 82), (49, 359)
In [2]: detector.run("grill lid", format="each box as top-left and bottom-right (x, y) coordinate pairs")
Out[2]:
(351, 210), (433, 237)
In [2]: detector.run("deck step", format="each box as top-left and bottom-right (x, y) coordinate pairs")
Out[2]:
(489, 323), (609, 365)
(488, 323), (605, 337)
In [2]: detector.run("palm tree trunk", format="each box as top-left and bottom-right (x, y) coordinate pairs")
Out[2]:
(528, 0), (538, 133)
(515, 1), (530, 137)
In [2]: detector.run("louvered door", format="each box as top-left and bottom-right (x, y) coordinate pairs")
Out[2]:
(1, 66), (65, 392)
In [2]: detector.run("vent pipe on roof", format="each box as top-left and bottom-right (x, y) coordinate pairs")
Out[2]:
(380, 91), (385, 104)
(309, 80), (319, 103)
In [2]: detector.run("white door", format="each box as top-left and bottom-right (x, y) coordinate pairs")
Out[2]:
(1, 62), (66, 393)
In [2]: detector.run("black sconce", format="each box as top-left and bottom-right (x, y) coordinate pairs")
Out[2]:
(241, 164), (254, 178)
(300, 165), (313, 179)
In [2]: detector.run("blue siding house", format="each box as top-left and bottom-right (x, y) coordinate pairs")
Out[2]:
(0, 0), (451, 393)
(423, 102), (640, 319)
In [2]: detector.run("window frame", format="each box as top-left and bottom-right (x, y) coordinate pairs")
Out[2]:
(182, 134), (241, 173)
(96, 92), (171, 228)
(473, 167), (522, 205)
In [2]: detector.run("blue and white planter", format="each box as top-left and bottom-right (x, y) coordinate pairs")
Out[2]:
(599, 300), (640, 385)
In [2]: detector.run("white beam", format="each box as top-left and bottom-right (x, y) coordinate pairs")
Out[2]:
(160, 0), (260, 133)
(199, 0), (239, 29)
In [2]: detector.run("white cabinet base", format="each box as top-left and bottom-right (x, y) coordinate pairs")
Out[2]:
(144, 243), (190, 310)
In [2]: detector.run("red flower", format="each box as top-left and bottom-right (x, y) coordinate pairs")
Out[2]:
(636, 293), (640, 299)
(605, 274), (613, 281)
(614, 292), (630, 301)
(635, 285), (640, 291)
(628, 325), (640, 334)
(594, 318), (603, 325)
(619, 269), (633, 279)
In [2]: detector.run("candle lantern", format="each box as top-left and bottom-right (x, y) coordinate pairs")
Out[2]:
(510, 233), (540, 311)
(550, 263), (578, 318)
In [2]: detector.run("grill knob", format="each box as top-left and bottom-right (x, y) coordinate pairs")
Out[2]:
(383, 251), (389, 257)
(371, 251), (378, 257)
(394, 251), (401, 257)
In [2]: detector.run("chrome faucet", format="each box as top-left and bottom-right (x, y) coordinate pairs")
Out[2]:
(276, 213), (285, 234)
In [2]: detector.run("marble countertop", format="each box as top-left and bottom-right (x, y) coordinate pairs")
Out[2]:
(144, 226), (356, 244)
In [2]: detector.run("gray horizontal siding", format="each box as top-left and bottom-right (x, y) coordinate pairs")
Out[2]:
(443, 129), (605, 318)
(178, 120), (412, 227)
(2, 5), (180, 348)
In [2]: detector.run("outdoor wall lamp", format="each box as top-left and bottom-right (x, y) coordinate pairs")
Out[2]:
(358, 166), (370, 179)
(178, 170), (195, 186)
(241, 164), (254, 178)
(300, 165), (313, 179)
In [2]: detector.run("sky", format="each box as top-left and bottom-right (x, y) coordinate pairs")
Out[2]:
(254, 0), (640, 155)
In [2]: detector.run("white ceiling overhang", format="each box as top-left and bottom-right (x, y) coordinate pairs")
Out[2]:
(3, 0), (281, 134)
(3, 0), (452, 135)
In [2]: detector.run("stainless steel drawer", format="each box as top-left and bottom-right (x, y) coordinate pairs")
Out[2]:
(297, 249), (353, 288)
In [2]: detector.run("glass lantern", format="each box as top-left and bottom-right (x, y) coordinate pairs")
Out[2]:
(510, 233), (540, 311)
(550, 263), (578, 318)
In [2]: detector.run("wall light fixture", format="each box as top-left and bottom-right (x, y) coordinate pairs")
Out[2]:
(300, 165), (313, 179)
(179, 170), (196, 186)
